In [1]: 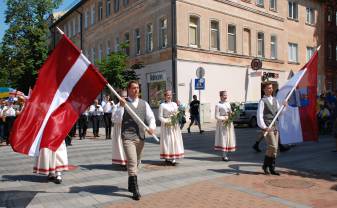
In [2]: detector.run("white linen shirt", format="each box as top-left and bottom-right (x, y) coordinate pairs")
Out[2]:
(257, 95), (280, 129)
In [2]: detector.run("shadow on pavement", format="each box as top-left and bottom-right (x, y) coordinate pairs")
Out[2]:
(0, 190), (44, 208)
(79, 164), (126, 171)
(69, 185), (130, 198)
(2, 174), (47, 183)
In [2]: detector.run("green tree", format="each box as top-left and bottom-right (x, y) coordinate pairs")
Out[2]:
(97, 43), (139, 90)
(1, 0), (61, 93)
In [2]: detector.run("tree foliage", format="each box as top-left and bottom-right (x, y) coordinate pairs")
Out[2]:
(0, 0), (61, 93)
(97, 43), (139, 90)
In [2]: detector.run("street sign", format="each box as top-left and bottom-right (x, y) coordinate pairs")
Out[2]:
(195, 78), (205, 90)
(196, 67), (205, 78)
(251, 58), (262, 70)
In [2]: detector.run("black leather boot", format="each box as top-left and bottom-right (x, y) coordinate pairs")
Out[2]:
(128, 176), (133, 192)
(262, 156), (271, 175)
(130, 176), (141, 200)
(253, 141), (262, 152)
(269, 158), (280, 176)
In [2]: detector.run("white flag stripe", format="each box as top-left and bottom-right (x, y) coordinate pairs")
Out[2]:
(28, 54), (89, 156)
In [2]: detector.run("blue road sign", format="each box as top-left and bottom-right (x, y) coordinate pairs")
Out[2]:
(195, 78), (205, 90)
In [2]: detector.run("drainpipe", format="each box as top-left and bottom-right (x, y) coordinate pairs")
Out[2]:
(171, 0), (177, 99)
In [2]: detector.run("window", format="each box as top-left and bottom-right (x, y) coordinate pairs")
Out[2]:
(106, 0), (111, 17)
(160, 18), (168, 48)
(189, 16), (199, 46)
(115, 37), (120, 52)
(270, 35), (277, 59)
(327, 9), (332, 22)
(328, 43), (332, 60)
(98, 44), (103, 61)
(91, 47), (96, 62)
(227, 24), (236, 53)
(135, 29), (141, 55)
(256, 0), (264, 7)
(306, 8), (315, 24)
(288, 1), (298, 20)
(84, 11), (89, 29)
(257, 32), (264, 57)
(269, 0), (277, 11)
(124, 32), (130, 55)
(146, 23), (153, 52)
(210, 21), (219, 50)
(91, 5), (95, 25)
(114, 0), (120, 12)
(288, 43), (298, 62)
(98, 1), (103, 21)
(243, 28), (251, 56)
(123, 0), (129, 6)
(306, 47), (315, 62)
(77, 15), (81, 33)
(106, 40), (111, 55)
(72, 19), (76, 36)
(67, 22), (71, 37)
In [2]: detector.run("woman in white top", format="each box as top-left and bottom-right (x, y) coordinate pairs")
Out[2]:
(159, 90), (184, 166)
(214, 91), (236, 161)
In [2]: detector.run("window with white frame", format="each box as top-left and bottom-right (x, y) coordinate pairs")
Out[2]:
(270, 35), (277, 59)
(306, 8), (315, 24)
(98, 44), (103, 61)
(98, 1), (103, 21)
(306, 47), (315, 61)
(210, 20), (219, 50)
(106, 0), (111, 17)
(146, 23), (153, 52)
(115, 37), (120, 52)
(288, 43), (298, 62)
(189, 16), (199, 47)
(270, 0), (277, 11)
(227, 24), (236, 53)
(135, 29), (141, 55)
(124, 32), (130, 55)
(114, 0), (120, 12)
(106, 40), (111, 55)
(91, 5), (95, 25)
(257, 32), (264, 57)
(84, 11), (89, 29)
(288, 1), (298, 20)
(256, 0), (264, 7)
(160, 18), (168, 48)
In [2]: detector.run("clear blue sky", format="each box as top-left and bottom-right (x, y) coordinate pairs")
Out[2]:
(0, 0), (80, 43)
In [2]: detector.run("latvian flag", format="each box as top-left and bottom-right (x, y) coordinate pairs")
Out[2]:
(276, 50), (318, 144)
(10, 35), (107, 156)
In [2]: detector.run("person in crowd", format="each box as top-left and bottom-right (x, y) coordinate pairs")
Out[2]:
(111, 90), (128, 170)
(2, 98), (16, 145)
(112, 80), (156, 200)
(0, 99), (6, 143)
(102, 95), (114, 139)
(176, 100), (187, 130)
(214, 91), (236, 161)
(187, 95), (204, 134)
(318, 103), (331, 134)
(257, 82), (284, 175)
(89, 99), (103, 137)
(78, 107), (90, 140)
(159, 90), (184, 166)
(34, 141), (68, 184)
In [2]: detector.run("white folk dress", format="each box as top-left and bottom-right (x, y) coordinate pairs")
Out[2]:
(111, 122), (127, 165)
(214, 101), (236, 152)
(159, 102), (184, 159)
(33, 141), (68, 175)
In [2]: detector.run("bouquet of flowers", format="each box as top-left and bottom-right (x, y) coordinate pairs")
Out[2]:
(165, 112), (180, 127)
(223, 103), (241, 127)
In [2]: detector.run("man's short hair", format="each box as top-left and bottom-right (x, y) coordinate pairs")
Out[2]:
(262, 82), (273, 90)
(193, 95), (197, 99)
(127, 80), (139, 89)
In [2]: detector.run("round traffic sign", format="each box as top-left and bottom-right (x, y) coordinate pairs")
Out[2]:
(251, 58), (262, 71)
(196, 67), (205, 78)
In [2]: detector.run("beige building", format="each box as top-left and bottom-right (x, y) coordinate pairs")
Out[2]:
(50, 0), (324, 121)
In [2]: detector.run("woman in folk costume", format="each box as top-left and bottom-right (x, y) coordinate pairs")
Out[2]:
(34, 142), (68, 184)
(111, 90), (127, 169)
(159, 90), (184, 166)
(214, 90), (236, 161)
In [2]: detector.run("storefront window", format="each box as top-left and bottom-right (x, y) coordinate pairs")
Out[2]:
(148, 81), (166, 108)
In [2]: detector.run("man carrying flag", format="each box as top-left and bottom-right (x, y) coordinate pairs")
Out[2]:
(9, 33), (108, 183)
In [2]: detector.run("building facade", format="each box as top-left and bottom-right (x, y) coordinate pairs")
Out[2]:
(50, 0), (324, 121)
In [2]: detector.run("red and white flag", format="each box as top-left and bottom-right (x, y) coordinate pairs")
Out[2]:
(10, 35), (107, 156)
(276, 50), (318, 144)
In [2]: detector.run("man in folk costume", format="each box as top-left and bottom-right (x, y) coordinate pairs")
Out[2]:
(112, 80), (156, 200)
(214, 91), (236, 161)
(89, 99), (104, 137)
(257, 82), (283, 175)
(159, 90), (184, 166)
(111, 90), (127, 169)
(34, 142), (68, 184)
